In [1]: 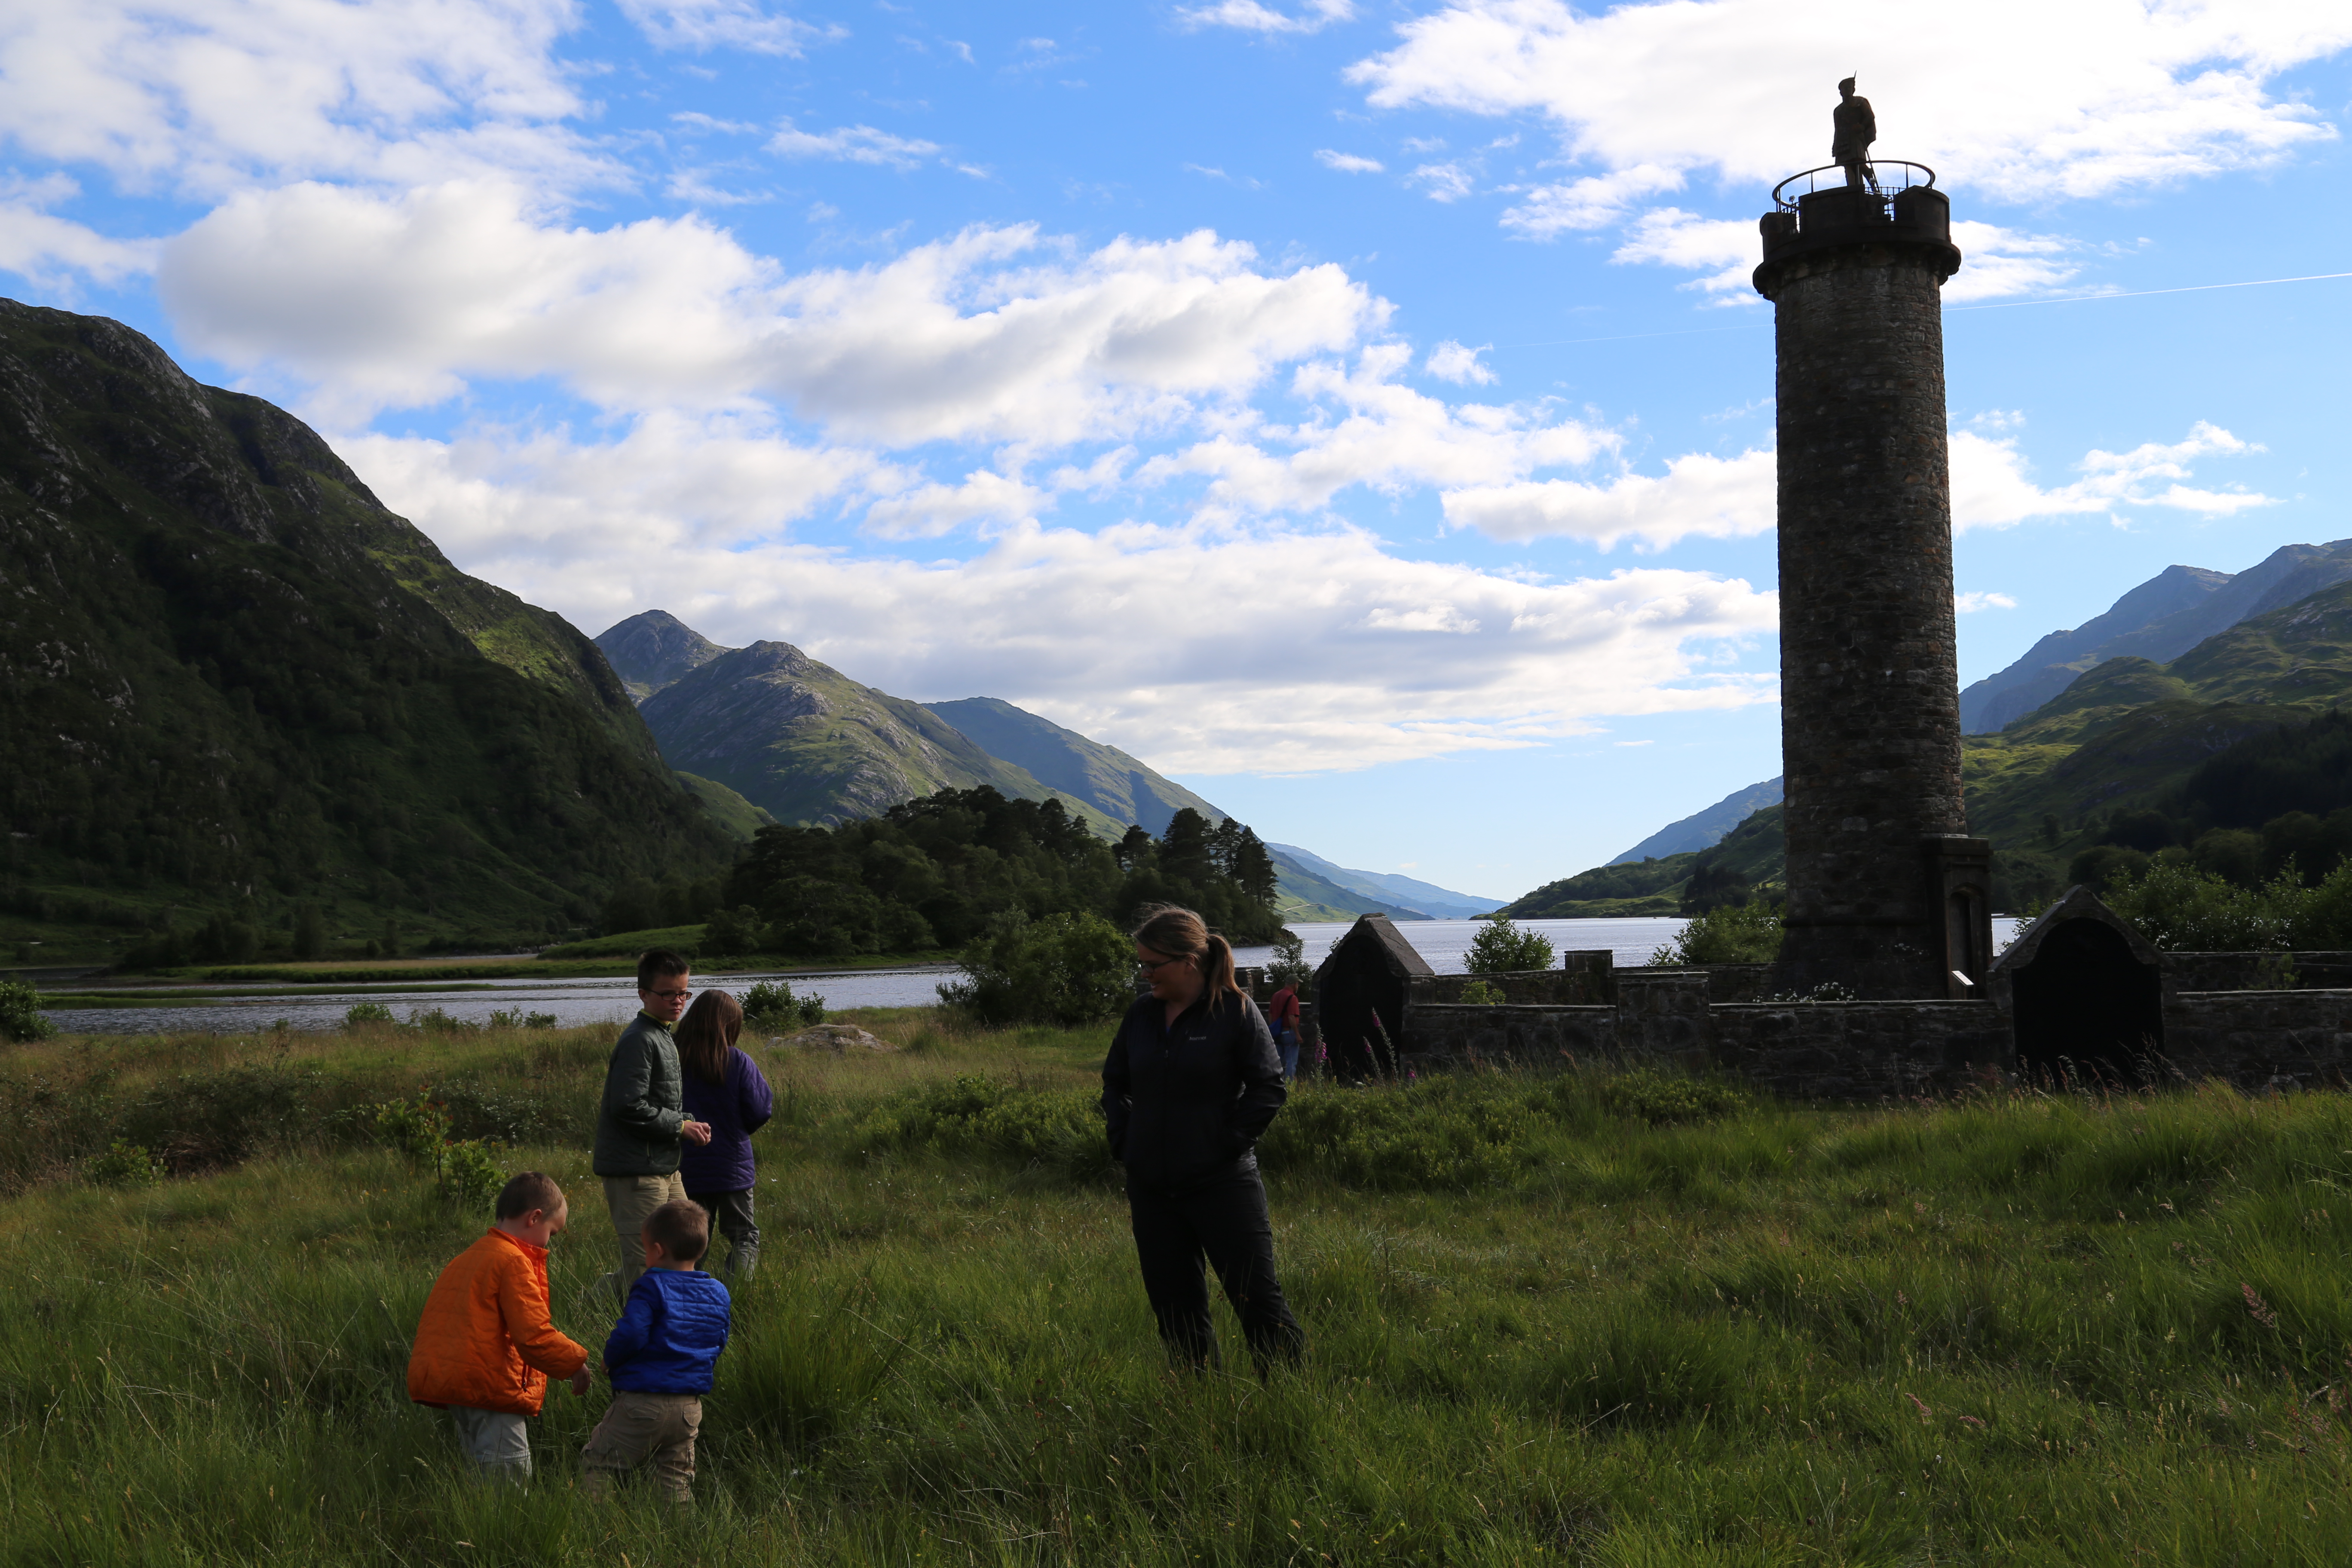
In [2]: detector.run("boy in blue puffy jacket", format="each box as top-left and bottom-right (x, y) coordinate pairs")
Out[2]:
(581, 1199), (731, 1504)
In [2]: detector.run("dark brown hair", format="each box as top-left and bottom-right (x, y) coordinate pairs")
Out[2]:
(636, 947), (691, 992)
(495, 1171), (565, 1221)
(675, 989), (744, 1084)
(643, 1198), (710, 1265)
(1130, 904), (1241, 1000)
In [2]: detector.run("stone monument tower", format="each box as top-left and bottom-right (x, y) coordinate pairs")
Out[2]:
(1753, 85), (1994, 1000)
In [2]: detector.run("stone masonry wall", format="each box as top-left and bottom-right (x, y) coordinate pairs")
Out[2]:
(2164, 991), (2352, 1089)
(2162, 952), (2352, 992)
(1401, 1004), (1617, 1066)
(1764, 244), (1967, 1000)
(1402, 984), (2352, 1099)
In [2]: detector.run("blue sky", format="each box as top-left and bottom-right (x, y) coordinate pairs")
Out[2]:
(6, 0), (2351, 901)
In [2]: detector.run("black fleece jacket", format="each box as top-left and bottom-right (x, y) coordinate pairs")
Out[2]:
(1102, 988), (1287, 1187)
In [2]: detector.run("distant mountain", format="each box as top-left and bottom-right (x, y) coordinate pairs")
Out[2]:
(637, 641), (1124, 834)
(0, 297), (737, 957)
(1257, 848), (1428, 922)
(1266, 843), (1503, 918)
(597, 610), (731, 703)
(924, 696), (1226, 835)
(1609, 776), (1784, 864)
(1961, 542), (2352, 733)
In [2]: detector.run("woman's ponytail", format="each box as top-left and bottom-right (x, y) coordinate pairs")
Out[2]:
(1201, 932), (1239, 999)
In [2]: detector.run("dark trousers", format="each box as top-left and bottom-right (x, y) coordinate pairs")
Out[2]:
(686, 1188), (759, 1276)
(1126, 1165), (1305, 1374)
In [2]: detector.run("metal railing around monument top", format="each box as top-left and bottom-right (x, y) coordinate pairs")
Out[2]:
(1770, 160), (1937, 212)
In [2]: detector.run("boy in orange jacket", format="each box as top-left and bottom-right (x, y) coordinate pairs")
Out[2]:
(407, 1171), (594, 1481)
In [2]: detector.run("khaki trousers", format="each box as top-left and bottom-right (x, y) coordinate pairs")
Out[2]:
(581, 1390), (702, 1503)
(603, 1172), (688, 1298)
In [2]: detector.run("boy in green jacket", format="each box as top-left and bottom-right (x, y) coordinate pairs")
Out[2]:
(594, 949), (712, 1299)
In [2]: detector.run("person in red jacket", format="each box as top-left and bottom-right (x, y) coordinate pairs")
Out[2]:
(407, 1171), (594, 1481)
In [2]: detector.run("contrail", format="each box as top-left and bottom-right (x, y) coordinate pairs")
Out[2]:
(1948, 269), (2352, 311)
(1493, 268), (2352, 350)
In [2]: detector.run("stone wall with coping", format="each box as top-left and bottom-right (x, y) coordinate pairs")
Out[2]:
(2163, 991), (2352, 1089)
(1400, 983), (2352, 1099)
(1401, 1004), (1617, 1065)
(2162, 953), (2352, 992)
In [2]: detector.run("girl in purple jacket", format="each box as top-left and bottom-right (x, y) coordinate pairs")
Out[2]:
(674, 990), (775, 1277)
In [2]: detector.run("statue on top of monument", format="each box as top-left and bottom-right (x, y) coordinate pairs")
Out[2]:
(1831, 76), (1876, 192)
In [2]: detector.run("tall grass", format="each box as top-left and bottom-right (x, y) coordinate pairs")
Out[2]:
(9, 1016), (2352, 1562)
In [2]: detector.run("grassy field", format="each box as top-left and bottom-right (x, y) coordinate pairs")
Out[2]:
(6, 1014), (2352, 1565)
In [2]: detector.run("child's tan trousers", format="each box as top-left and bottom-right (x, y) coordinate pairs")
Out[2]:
(581, 1390), (701, 1503)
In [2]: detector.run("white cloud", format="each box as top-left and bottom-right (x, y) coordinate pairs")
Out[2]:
(768, 120), (943, 169)
(1424, 339), (1496, 384)
(1348, 0), (2351, 199)
(1179, 0), (1356, 35)
(863, 470), (1048, 538)
(1411, 160), (1477, 201)
(1443, 448), (1775, 549)
(343, 413), (885, 557)
(0, 175), (156, 288)
(616, 0), (839, 55)
(1137, 346), (1617, 517)
(1501, 162), (1683, 238)
(1442, 418), (2271, 548)
(0, 0), (612, 199)
(1952, 420), (2275, 528)
(159, 184), (1384, 442)
(1942, 220), (2079, 302)
(1610, 208), (1760, 297)
(1954, 591), (2018, 612)
(353, 426), (1776, 771)
(1315, 149), (1385, 173)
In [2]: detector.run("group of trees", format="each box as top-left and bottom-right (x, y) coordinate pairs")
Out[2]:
(693, 788), (1285, 959)
(2068, 710), (2352, 896)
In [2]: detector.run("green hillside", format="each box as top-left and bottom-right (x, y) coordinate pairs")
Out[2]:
(923, 696), (1227, 835)
(674, 772), (775, 841)
(637, 642), (1127, 836)
(1503, 577), (2352, 919)
(1501, 805), (1786, 918)
(0, 299), (736, 964)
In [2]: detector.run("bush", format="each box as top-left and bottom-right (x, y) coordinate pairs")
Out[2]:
(857, 1074), (1112, 1182)
(741, 980), (825, 1029)
(1259, 1078), (1536, 1190)
(2104, 860), (2291, 951)
(116, 1066), (319, 1174)
(0, 977), (55, 1041)
(86, 1140), (163, 1187)
(437, 1138), (505, 1214)
(524, 1011), (559, 1029)
(1598, 1071), (1746, 1125)
(406, 1006), (477, 1034)
(1650, 900), (1782, 965)
(343, 1001), (395, 1027)
(1466, 916), (1554, 974)
(938, 911), (1133, 1027)
(2105, 857), (2352, 950)
(374, 1094), (508, 1210)
(1456, 979), (1506, 1005)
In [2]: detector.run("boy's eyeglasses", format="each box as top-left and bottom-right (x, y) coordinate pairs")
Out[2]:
(646, 987), (692, 999)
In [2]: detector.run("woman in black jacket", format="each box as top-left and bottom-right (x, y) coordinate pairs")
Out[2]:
(1102, 905), (1305, 1373)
